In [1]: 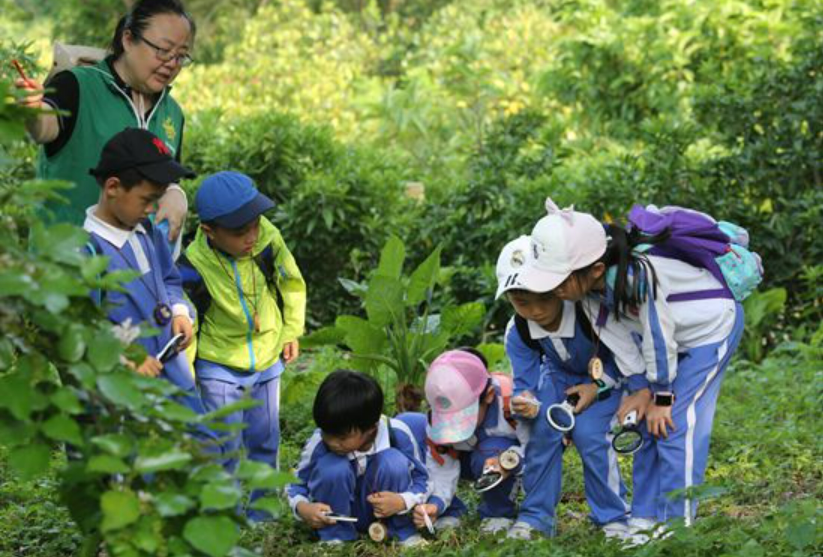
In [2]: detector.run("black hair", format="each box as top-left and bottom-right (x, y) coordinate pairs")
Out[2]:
(571, 223), (669, 320)
(506, 289), (556, 301)
(110, 0), (197, 58)
(456, 346), (488, 369)
(313, 370), (384, 436)
(94, 168), (162, 191)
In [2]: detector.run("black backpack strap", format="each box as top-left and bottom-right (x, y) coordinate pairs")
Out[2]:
(514, 314), (544, 356)
(178, 253), (212, 319)
(253, 244), (285, 316)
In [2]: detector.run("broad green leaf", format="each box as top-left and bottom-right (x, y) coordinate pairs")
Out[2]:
(336, 316), (386, 356)
(365, 275), (404, 327)
(476, 343), (507, 370)
(236, 461), (296, 490)
(135, 448), (192, 473)
(189, 463), (233, 484)
(248, 496), (286, 519)
(87, 455), (129, 474)
(0, 337), (14, 369)
(0, 270), (36, 296)
(51, 388), (84, 415)
(101, 490), (141, 532)
(155, 493), (196, 517)
(441, 302), (485, 337)
(375, 235), (405, 279)
(81, 255), (110, 282)
(87, 334), (124, 372)
(301, 326), (346, 348)
(0, 421), (36, 446)
(338, 278), (367, 298)
(91, 434), (134, 458)
(183, 516), (239, 557)
(407, 245), (442, 306)
(41, 414), (83, 446)
(67, 363), (96, 388)
(57, 325), (87, 363)
(97, 374), (145, 409)
(132, 515), (162, 553)
(786, 519), (815, 549)
(8, 443), (51, 480)
(200, 482), (243, 510)
(155, 399), (199, 423)
(0, 374), (48, 420)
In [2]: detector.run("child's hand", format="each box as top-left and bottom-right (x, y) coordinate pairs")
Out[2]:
(295, 501), (335, 529)
(135, 356), (163, 378)
(618, 388), (652, 424)
(512, 391), (540, 419)
(566, 383), (598, 413)
(413, 503), (438, 530)
(483, 456), (510, 479)
(283, 340), (299, 364)
(646, 403), (675, 439)
(367, 491), (406, 518)
(172, 315), (193, 349)
(14, 77), (44, 109)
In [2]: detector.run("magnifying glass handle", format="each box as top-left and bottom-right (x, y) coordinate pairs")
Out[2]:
(624, 410), (638, 427)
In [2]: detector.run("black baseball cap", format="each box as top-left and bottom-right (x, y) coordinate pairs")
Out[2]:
(90, 128), (195, 184)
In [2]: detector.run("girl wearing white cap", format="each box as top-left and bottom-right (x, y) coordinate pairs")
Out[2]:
(517, 198), (745, 536)
(496, 236), (629, 540)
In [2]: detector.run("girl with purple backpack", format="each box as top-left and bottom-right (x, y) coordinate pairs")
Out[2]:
(515, 198), (757, 541)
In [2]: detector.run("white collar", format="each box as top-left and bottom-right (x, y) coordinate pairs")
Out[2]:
(527, 301), (576, 339)
(83, 205), (146, 249)
(349, 416), (391, 460)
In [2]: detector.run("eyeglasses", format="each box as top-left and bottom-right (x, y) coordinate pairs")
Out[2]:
(137, 35), (194, 67)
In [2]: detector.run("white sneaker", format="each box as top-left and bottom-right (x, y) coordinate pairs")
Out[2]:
(480, 517), (514, 534)
(434, 516), (461, 530)
(506, 521), (537, 540)
(627, 517), (657, 533)
(400, 534), (428, 547)
(601, 521), (629, 539)
(319, 538), (344, 546)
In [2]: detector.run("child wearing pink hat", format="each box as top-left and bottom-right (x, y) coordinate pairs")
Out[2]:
(404, 349), (528, 535)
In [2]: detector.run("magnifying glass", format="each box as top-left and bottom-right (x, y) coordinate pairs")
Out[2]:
(474, 464), (505, 493)
(546, 392), (580, 432)
(422, 507), (435, 535)
(611, 410), (643, 455)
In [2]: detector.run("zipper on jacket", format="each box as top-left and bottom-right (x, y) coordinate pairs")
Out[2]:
(230, 258), (256, 372)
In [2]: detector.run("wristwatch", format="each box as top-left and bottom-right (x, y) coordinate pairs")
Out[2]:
(595, 379), (611, 401)
(653, 392), (675, 407)
(499, 448), (521, 472)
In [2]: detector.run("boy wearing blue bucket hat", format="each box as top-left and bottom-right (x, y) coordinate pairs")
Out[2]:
(179, 171), (306, 521)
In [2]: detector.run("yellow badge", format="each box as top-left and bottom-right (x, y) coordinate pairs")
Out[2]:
(162, 116), (176, 143)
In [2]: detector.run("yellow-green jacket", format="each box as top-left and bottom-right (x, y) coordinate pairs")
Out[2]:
(182, 217), (306, 372)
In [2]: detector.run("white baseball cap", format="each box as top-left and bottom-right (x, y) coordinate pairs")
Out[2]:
(518, 197), (608, 293)
(495, 235), (533, 299)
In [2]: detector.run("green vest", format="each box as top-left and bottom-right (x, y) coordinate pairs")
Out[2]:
(37, 59), (184, 225)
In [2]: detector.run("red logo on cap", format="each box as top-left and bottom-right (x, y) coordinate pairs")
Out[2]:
(152, 138), (171, 155)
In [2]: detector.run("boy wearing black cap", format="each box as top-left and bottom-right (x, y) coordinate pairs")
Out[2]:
(84, 128), (203, 409)
(179, 171), (306, 521)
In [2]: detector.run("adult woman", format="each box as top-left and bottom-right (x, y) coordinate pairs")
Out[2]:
(16, 0), (195, 242)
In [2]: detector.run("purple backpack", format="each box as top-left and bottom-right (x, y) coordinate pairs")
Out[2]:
(627, 205), (763, 302)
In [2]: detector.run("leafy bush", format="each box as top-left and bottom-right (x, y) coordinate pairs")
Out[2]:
(304, 236), (484, 411)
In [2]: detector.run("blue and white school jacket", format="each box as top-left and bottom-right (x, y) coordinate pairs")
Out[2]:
(83, 207), (195, 391)
(425, 376), (529, 514)
(505, 301), (622, 396)
(582, 255), (738, 394)
(287, 416), (428, 516)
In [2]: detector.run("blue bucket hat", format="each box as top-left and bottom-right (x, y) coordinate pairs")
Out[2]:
(195, 171), (275, 229)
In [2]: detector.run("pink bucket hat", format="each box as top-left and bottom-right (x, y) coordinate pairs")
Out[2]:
(426, 350), (490, 444)
(518, 197), (608, 293)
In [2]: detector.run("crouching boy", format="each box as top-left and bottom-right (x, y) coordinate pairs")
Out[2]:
(286, 370), (429, 546)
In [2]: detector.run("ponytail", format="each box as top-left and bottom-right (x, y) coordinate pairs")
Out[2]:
(599, 223), (669, 319)
(109, 0), (197, 59)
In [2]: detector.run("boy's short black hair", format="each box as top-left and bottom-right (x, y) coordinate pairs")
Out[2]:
(313, 369), (384, 436)
(95, 168), (163, 191)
